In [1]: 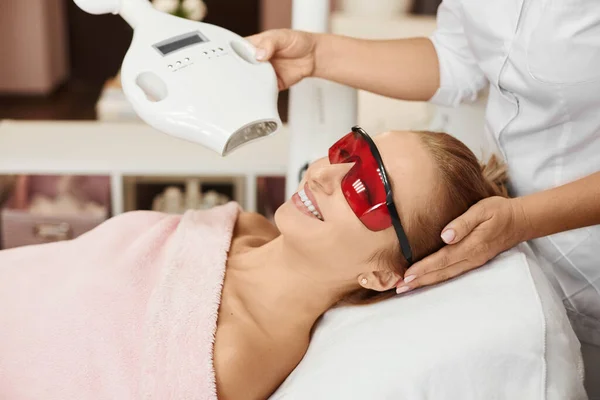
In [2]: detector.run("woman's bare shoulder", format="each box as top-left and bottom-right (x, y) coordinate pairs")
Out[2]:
(235, 212), (280, 235)
(230, 212), (280, 253)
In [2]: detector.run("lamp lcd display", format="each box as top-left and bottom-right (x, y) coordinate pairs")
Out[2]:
(154, 31), (208, 56)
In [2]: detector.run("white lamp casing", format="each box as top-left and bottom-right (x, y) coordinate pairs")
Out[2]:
(73, 0), (282, 156)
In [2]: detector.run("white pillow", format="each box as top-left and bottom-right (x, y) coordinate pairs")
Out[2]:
(270, 244), (586, 400)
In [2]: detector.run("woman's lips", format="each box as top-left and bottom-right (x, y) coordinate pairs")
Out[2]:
(291, 184), (324, 221)
(302, 184), (324, 218)
(292, 193), (320, 220)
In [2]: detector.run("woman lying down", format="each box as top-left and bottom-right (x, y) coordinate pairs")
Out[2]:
(0, 126), (508, 400)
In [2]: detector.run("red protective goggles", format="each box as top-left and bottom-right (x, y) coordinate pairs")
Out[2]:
(328, 126), (413, 265)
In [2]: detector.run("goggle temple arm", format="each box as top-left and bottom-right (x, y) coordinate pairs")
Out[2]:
(387, 191), (413, 266)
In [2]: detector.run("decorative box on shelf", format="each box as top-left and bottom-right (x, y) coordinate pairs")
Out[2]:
(96, 73), (141, 122)
(0, 175), (110, 249)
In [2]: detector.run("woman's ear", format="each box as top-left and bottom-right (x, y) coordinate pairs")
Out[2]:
(358, 270), (402, 292)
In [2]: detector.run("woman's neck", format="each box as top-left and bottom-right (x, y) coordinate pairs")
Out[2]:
(224, 237), (352, 336)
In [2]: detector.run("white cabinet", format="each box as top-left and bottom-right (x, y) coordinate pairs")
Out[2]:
(0, 120), (290, 215)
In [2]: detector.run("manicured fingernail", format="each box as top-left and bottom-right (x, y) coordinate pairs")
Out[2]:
(396, 286), (411, 294)
(441, 229), (455, 244)
(403, 275), (416, 284)
(255, 48), (266, 60)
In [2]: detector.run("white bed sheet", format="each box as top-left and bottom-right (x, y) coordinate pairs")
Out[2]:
(270, 244), (587, 400)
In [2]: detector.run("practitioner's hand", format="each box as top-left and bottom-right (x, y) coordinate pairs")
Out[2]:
(246, 29), (317, 90)
(396, 196), (531, 293)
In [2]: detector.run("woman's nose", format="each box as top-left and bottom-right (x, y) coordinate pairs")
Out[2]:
(306, 162), (354, 196)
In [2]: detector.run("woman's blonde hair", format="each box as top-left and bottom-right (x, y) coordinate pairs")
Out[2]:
(342, 131), (509, 305)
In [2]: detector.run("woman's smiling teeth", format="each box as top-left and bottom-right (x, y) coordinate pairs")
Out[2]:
(298, 189), (324, 221)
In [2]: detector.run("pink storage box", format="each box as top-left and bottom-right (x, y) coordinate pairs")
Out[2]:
(0, 175), (110, 249)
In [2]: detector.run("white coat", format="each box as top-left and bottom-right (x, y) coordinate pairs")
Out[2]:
(428, 0), (600, 392)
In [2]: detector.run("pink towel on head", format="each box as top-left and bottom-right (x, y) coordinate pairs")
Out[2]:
(0, 202), (241, 400)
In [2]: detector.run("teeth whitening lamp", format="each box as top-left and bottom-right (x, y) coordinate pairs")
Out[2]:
(73, 0), (282, 156)
(74, 0), (358, 195)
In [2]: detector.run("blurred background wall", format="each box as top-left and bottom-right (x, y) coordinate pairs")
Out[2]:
(0, 0), (440, 120)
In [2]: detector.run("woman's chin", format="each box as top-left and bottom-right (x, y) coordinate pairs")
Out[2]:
(273, 200), (314, 235)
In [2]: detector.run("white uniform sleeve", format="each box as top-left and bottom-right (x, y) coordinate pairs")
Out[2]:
(428, 0), (488, 107)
